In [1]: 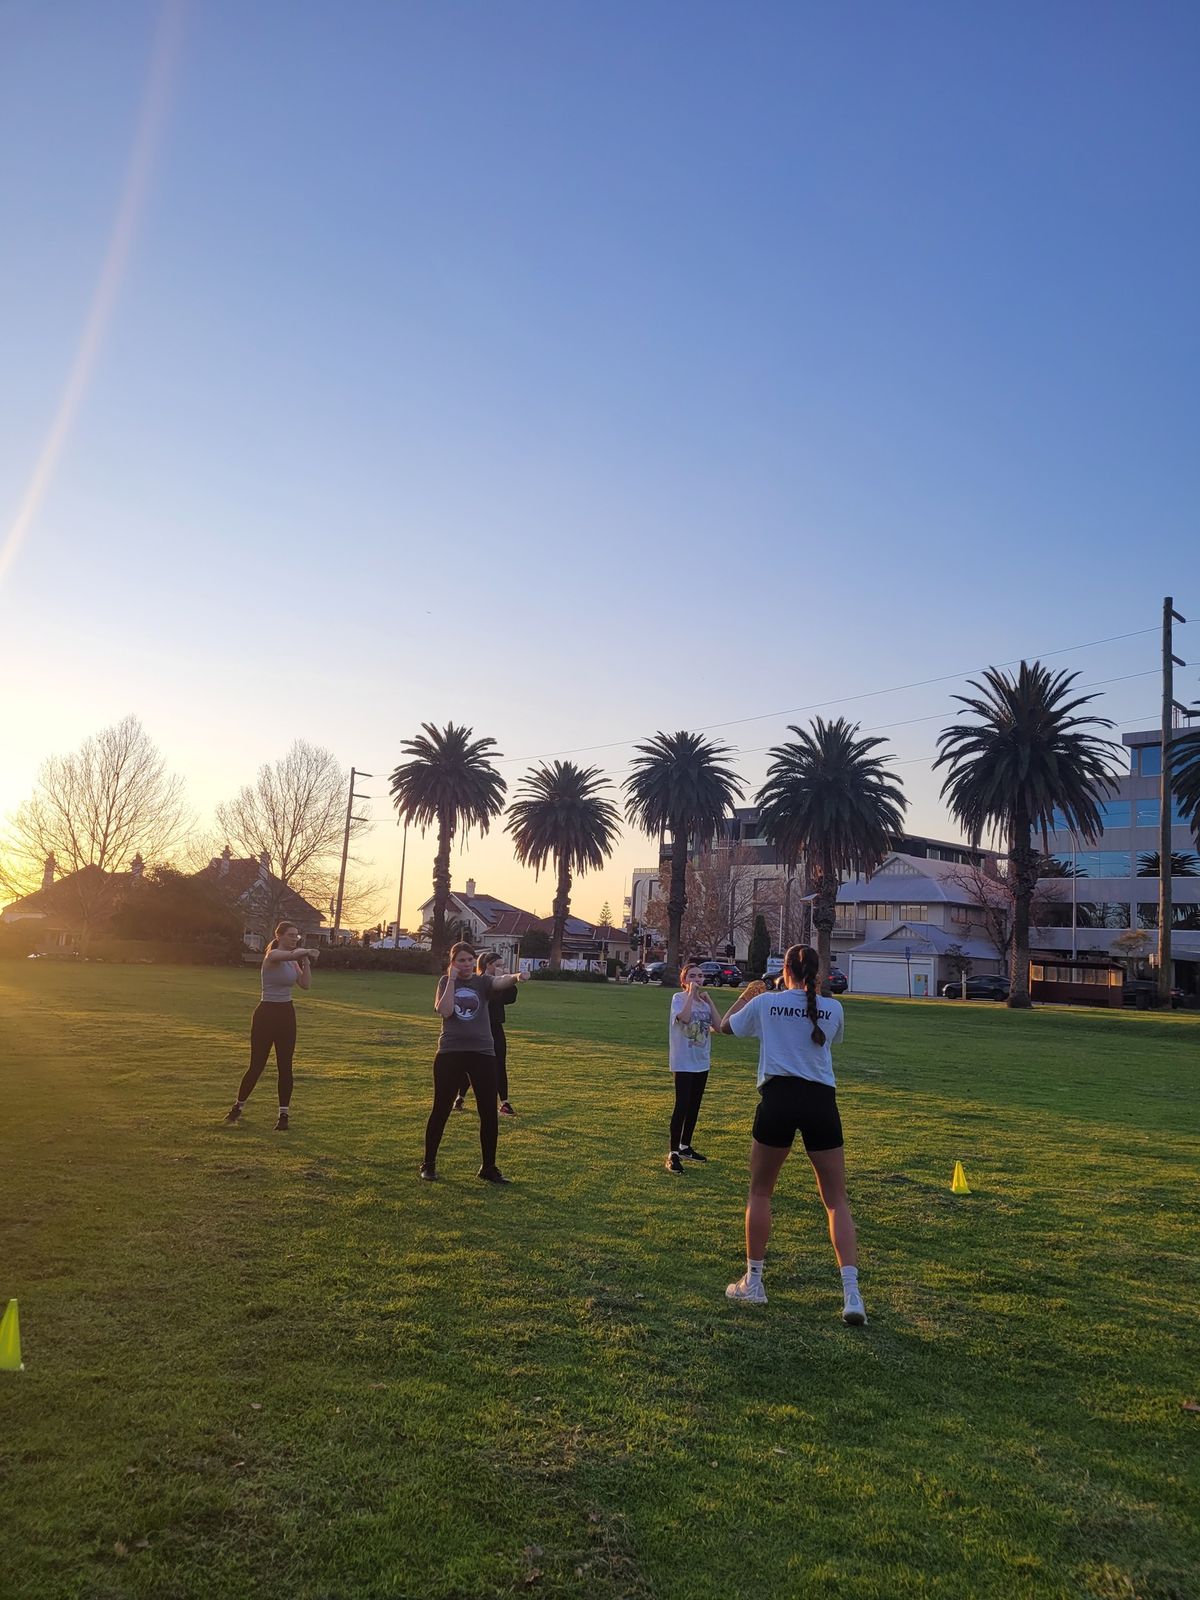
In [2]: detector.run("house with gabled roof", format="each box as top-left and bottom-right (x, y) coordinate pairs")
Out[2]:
(194, 846), (326, 950)
(1, 853), (146, 949)
(833, 851), (1009, 996)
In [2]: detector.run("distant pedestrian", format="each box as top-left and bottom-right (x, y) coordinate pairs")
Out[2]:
(422, 943), (526, 1183)
(664, 959), (717, 1173)
(718, 944), (866, 1324)
(224, 922), (318, 1132)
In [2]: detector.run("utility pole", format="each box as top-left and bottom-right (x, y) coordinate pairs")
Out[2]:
(333, 766), (372, 942)
(1158, 598), (1187, 1004)
(394, 819), (408, 946)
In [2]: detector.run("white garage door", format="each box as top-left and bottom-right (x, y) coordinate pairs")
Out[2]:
(849, 956), (936, 997)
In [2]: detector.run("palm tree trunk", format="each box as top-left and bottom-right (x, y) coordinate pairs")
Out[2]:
(1008, 813), (1036, 1009)
(813, 847), (837, 993)
(549, 856), (571, 972)
(429, 817), (453, 974)
(665, 825), (688, 984)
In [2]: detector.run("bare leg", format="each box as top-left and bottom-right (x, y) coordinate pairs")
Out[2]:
(808, 1145), (857, 1267)
(745, 1139), (791, 1260)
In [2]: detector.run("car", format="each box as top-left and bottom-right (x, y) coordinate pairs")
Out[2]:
(645, 961), (667, 983)
(940, 974), (1010, 1001)
(765, 955), (784, 979)
(827, 967), (848, 994)
(698, 960), (742, 987)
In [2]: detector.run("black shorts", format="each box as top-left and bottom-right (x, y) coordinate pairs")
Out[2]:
(752, 1075), (843, 1152)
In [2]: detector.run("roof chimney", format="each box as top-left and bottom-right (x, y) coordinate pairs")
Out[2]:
(130, 852), (145, 879)
(465, 878), (476, 898)
(42, 853), (56, 892)
(219, 844), (232, 877)
(258, 850), (270, 883)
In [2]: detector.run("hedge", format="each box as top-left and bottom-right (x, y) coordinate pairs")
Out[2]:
(311, 947), (433, 974)
(527, 968), (608, 984)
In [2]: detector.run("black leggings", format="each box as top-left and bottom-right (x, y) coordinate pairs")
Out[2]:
(239, 1002), (296, 1106)
(427, 1052), (499, 1170)
(670, 1070), (708, 1151)
(457, 1044), (508, 1105)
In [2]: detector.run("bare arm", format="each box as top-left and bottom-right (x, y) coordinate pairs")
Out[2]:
(675, 987), (696, 1024)
(295, 957), (311, 991)
(718, 985), (758, 1034)
(266, 946), (318, 963)
(492, 972), (526, 992)
(435, 977), (456, 1017)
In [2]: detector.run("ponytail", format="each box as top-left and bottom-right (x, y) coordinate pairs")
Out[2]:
(783, 944), (826, 1045)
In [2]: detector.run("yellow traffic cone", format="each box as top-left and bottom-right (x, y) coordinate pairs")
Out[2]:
(951, 1161), (971, 1195)
(0, 1300), (22, 1371)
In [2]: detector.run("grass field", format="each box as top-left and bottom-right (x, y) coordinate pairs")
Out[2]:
(2, 965), (1198, 1599)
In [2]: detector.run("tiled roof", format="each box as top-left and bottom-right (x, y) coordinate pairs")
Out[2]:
(196, 859), (324, 923)
(1, 865), (131, 921)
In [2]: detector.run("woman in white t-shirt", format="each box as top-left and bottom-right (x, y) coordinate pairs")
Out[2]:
(664, 960), (717, 1173)
(717, 944), (866, 1324)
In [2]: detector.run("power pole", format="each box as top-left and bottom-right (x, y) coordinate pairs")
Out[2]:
(333, 766), (372, 942)
(394, 819), (408, 946)
(1158, 598), (1187, 1004)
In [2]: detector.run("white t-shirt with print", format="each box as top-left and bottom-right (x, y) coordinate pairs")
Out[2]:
(668, 990), (716, 1073)
(727, 990), (844, 1088)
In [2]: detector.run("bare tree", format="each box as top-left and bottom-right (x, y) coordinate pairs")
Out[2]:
(5, 715), (188, 895)
(640, 846), (766, 956)
(942, 860), (1068, 975)
(215, 741), (377, 930)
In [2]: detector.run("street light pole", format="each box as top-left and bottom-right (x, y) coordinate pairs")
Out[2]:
(394, 819), (408, 947)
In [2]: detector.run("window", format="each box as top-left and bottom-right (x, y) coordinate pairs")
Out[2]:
(1035, 903), (1073, 927)
(1133, 745), (1162, 777)
(862, 903), (890, 920)
(1097, 801), (1131, 829)
(950, 905), (976, 925)
(1136, 799), (1159, 829)
(1076, 902), (1131, 929)
(1067, 851), (1131, 879)
(896, 904), (929, 921)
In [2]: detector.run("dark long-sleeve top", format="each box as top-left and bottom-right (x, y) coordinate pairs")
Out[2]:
(489, 986), (518, 1053)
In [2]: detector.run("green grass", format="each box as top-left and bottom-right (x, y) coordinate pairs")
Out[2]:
(2, 966), (1198, 1600)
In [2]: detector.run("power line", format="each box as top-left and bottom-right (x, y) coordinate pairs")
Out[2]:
(496, 625), (1161, 767)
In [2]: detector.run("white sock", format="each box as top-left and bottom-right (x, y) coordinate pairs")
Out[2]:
(746, 1258), (764, 1283)
(840, 1265), (859, 1295)
(278, 1105), (289, 1115)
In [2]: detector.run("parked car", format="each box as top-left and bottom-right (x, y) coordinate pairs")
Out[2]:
(698, 960), (742, 987)
(827, 967), (848, 994)
(645, 961), (667, 983)
(940, 974), (1010, 1001)
(765, 955), (784, 979)
(1123, 979), (1185, 1010)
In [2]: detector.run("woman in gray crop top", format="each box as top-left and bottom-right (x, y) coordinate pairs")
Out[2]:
(224, 920), (319, 1131)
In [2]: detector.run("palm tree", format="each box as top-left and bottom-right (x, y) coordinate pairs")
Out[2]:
(935, 662), (1121, 1009)
(756, 718), (907, 987)
(1136, 850), (1200, 878)
(505, 762), (620, 970)
(1172, 726), (1200, 845)
(388, 723), (506, 972)
(622, 732), (744, 982)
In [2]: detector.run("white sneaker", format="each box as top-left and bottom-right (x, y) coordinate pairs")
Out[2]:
(842, 1290), (868, 1326)
(725, 1273), (767, 1305)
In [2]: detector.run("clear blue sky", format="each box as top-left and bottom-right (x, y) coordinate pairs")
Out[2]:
(1, 1), (1196, 921)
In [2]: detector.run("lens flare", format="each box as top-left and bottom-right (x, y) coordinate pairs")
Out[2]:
(0, 1), (187, 591)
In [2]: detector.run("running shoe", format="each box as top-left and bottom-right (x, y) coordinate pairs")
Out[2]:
(499, 1101), (515, 1117)
(842, 1290), (868, 1326)
(224, 1104), (242, 1124)
(477, 1166), (511, 1184)
(452, 1096), (465, 1112)
(679, 1145), (707, 1162)
(419, 1164), (438, 1181)
(665, 1152), (684, 1174)
(274, 1111), (289, 1132)
(726, 1274), (767, 1305)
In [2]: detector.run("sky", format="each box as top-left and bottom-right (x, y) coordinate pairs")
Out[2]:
(1, 1), (1197, 927)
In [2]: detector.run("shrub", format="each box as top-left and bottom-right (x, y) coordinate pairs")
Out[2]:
(313, 947), (433, 974)
(527, 968), (608, 983)
(85, 938), (241, 965)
